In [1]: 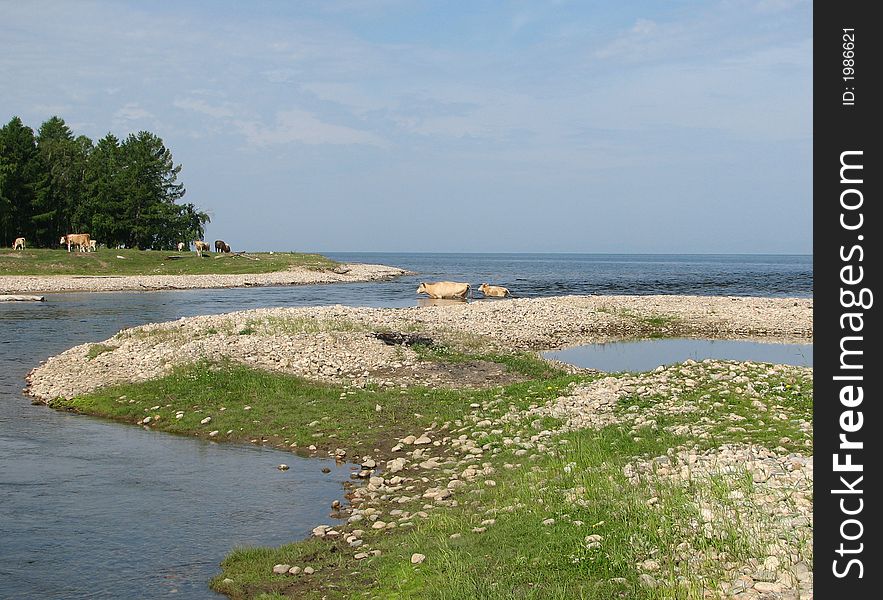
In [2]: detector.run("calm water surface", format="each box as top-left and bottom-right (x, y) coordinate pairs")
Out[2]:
(545, 338), (813, 373)
(0, 253), (812, 598)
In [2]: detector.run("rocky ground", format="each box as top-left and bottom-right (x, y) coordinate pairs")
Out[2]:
(0, 262), (407, 293)
(27, 294), (811, 402)
(27, 294), (814, 599)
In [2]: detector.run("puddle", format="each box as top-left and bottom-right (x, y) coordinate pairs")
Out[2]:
(545, 338), (812, 372)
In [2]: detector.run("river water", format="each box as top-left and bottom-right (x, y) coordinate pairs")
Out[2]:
(0, 253), (812, 598)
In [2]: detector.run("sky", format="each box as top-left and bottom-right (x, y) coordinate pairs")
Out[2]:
(1, 0), (812, 254)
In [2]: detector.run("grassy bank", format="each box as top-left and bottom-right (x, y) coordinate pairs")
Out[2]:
(0, 248), (338, 276)
(49, 347), (813, 599)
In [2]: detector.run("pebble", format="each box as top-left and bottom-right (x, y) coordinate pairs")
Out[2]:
(411, 553), (426, 564)
(272, 564), (291, 574)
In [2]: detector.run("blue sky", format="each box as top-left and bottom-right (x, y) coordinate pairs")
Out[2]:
(1, 0), (812, 253)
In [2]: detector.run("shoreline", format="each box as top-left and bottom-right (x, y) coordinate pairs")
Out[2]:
(0, 263), (410, 294)
(26, 294), (812, 403)
(26, 294), (814, 599)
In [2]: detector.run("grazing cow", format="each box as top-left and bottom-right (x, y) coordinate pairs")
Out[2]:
(177, 242), (186, 252)
(87, 240), (98, 252)
(60, 234), (91, 253)
(13, 237), (25, 250)
(416, 281), (470, 300)
(194, 240), (210, 257)
(479, 283), (510, 298)
(214, 240), (226, 253)
(222, 243), (231, 253)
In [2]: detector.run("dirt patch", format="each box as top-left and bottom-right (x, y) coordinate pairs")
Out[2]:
(370, 358), (525, 388)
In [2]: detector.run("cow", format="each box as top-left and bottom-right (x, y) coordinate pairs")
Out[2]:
(177, 242), (186, 252)
(416, 281), (470, 300)
(60, 234), (91, 253)
(13, 237), (25, 250)
(222, 243), (231, 253)
(194, 240), (210, 257)
(214, 240), (226, 253)
(479, 283), (511, 298)
(87, 240), (98, 252)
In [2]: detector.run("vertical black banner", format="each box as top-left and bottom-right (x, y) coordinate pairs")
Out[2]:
(815, 1), (880, 597)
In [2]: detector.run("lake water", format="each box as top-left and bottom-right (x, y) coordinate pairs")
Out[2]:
(0, 253), (812, 598)
(545, 338), (813, 373)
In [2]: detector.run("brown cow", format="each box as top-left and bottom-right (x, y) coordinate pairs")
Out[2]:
(61, 234), (91, 253)
(416, 281), (470, 300)
(13, 237), (25, 250)
(194, 240), (210, 257)
(222, 243), (231, 253)
(214, 240), (226, 253)
(479, 283), (510, 297)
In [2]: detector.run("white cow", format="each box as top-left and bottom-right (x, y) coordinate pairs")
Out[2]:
(60, 234), (91, 253)
(13, 237), (26, 250)
(416, 281), (470, 300)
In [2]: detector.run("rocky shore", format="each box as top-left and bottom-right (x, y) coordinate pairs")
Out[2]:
(0, 262), (408, 294)
(27, 294), (811, 402)
(27, 294), (814, 599)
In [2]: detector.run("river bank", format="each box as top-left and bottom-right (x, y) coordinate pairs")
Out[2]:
(0, 262), (408, 294)
(27, 294), (814, 600)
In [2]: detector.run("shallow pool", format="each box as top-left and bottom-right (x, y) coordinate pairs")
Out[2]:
(544, 338), (812, 372)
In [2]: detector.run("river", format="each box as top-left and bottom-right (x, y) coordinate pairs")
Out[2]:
(0, 253), (812, 597)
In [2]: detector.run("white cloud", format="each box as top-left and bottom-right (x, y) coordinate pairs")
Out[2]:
(173, 97), (236, 119)
(233, 109), (387, 147)
(114, 103), (154, 121)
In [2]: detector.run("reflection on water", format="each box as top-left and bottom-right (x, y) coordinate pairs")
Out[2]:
(545, 338), (813, 372)
(417, 297), (468, 307)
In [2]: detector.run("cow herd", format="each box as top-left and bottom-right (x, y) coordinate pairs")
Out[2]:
(7, 235), (235, 256)
(193, 239), (231, 257)
(416, 281), (511, 300)
(8, 236), (511, 300)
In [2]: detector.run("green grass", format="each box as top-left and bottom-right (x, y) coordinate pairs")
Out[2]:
(85, 343), (118, 360)
(53, 360), (581, 455)
(49, 354), (813, 599)
(0, 248), (338, 276)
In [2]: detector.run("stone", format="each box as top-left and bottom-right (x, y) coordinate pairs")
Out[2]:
(288, 566), (301, 575)
(303, 566), (315, 575)
(272, 564), (291, 574)
(277, 464), (289, 471)
(200, 416), (212, 425)
(411, 553), (426, 564)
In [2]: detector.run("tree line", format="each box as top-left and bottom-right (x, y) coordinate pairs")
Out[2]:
(0, 116), (209, 250)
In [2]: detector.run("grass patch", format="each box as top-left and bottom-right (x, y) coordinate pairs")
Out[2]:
(54, 361), (582, 456)
(0, 248), (338, 276)
(241, 316), (369, 336)
(86, 343), (118, 360)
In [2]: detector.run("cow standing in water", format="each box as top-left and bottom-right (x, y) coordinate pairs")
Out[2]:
(479, 283), (511, 297)
(416, 281), (471, 300)
(60, 234), (91, 253)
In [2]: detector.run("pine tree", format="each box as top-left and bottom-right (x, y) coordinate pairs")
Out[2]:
(0, 117), (41, 247)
